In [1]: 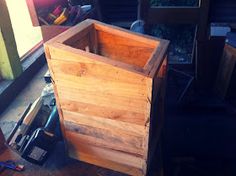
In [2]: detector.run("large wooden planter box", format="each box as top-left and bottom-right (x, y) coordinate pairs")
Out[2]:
(45, 19), (169, 176)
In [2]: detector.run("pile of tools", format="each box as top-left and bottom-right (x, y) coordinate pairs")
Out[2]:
(37, 0), (92, 26)
(6, 72), (61, 165)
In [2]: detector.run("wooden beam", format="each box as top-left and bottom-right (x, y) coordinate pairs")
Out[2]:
(0, 0), (22, 80)
(197, 0), (210, 41)
(0, 127), (5, 153)
(25, 0), (40, 26)
(147, 6), (200, 24)
(195, 0), (211, 88)
(138, 0), (149, 20)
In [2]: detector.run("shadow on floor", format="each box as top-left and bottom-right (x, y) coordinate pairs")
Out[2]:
(161, 68), (236, 176)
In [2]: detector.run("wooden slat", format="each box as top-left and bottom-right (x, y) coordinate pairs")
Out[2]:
(64, 121), (145, 156)
(62, 110), (147, 136)
(60, 98), (146, 125)
(148, 6), (200, 24)
(57, 85), (147, 114)
(97, 30), (155, 48)
(93, 20), (160, 47)
(197, 0), (211, 41)
(68, 144), (144, 176)
(96, 30), (155, 68)
(49, 56), (147, 85)
(66, 135), (145, 169)
(47, 42), (145, 75)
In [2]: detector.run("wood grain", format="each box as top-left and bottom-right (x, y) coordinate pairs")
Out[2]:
(45, 19), (169, 176)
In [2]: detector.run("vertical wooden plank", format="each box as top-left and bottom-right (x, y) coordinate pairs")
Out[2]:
(215, 44), (236, 99)
(138, 0), (150, 32)
(25, 0), (40, 26)
(0, 127), (5, 153)
(138, 0), (149, 20)
(195, 0), (210, 88)
(0, 0), (22, 80)
(197, 0), (210, 41)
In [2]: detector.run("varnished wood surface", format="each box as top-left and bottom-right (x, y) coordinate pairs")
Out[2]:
(45, 19), (169, 175)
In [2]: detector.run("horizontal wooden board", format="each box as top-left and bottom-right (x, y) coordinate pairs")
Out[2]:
(64, 120), (144, 155)
(65, 127), (144, 156)
(68, 144), (144, 176)
(97, 30), (154, 68)
(96, 30), (154, 49)
(47, 42), (145, 75)
(57, 85), (147, 114)
(52, 69), (147, 100)
(66, 133), (145, 169)
(63, 110), (147, 137)
(148, 7), (199, 24)
(50, 59), (148, 86)
(60, 98), (146, 125)
(93, 20), (159, 48)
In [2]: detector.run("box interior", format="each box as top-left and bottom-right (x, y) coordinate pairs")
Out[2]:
(63, 24), (156, 68)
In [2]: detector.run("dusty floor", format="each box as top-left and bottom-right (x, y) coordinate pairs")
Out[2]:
(0, 65), (47, 123)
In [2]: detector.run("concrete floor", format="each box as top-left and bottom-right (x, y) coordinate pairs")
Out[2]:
(0, 65), (48, 133)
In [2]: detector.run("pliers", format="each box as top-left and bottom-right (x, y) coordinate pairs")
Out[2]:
(0, 160), (24, 173)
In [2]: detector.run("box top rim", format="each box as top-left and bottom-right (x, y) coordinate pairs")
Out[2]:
(45, 19), (169, 77)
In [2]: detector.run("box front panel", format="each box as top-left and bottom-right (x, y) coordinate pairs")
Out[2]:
(46, 46), (151, 175)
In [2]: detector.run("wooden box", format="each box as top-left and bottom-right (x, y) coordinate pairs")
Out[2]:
(44, 19), (169, 176)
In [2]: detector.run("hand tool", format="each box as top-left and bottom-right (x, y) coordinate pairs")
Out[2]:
(20, 106), (59, 165)
(8, 98), (43, 151)
(0, 160), (24, 172)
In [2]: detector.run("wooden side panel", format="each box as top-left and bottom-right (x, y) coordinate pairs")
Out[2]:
(147, 57), (167, 166)
(96, 30), (154, 68)
(49, 56), (150, 126)
(46, 43), (152, 175)
(64, 120), (144, 155)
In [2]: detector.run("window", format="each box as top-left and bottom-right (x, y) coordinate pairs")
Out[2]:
(6, 0), (42, 58)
